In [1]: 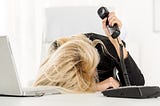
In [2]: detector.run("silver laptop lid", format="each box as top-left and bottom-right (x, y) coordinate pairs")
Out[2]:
(0, 36), (23, 95)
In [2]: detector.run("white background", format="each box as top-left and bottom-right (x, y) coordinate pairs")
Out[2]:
(154, 0), (160, 31)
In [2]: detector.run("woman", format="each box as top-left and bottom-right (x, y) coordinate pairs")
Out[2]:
(34, 12), (145, 92)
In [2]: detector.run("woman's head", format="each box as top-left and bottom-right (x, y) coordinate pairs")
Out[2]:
(34, 37), (100, 93)
(48, 34), (90, 55)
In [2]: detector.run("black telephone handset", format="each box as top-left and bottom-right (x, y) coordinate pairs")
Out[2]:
(97, 7), (120, 39)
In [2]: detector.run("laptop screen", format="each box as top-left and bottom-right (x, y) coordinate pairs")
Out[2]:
(0, 36), (22, 95)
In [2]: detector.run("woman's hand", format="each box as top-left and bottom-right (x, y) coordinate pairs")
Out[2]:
(102, 12), (122, 37)
(96, 77), (120, 92)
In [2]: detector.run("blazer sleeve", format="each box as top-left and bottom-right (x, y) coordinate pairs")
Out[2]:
(123, 53), (145, 85)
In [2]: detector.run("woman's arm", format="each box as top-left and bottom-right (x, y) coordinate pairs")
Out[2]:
(102, 12), (128, 59)
(101, 12), (145, 86)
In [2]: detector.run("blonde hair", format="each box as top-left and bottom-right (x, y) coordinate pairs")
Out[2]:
(34, 36), (100, 93)
(48, 34), (91, 54)
(48, 34), (115, 60)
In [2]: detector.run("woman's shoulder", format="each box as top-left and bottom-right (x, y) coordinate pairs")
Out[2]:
(84, 33), (109, 41)
(84, 32), (126, 47)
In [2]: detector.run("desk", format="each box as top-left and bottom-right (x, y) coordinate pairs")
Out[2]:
(0, 93), (160, 106)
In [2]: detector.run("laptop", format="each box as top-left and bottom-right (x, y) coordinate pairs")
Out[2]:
(0, 36), (62, 97)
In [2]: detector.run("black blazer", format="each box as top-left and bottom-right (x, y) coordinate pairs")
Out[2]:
(84, 33), (145, 86)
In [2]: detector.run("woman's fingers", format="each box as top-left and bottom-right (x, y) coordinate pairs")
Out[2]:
(102, 12), (122, 37)
(96, 77), (120, 91)
(108, 12), (122, 28)
(102, 18), (111, 36)
(107, 77), (120, 89)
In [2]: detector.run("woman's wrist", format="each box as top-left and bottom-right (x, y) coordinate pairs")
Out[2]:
(96, 83), (103, 91)
(108, 36), (128, 59)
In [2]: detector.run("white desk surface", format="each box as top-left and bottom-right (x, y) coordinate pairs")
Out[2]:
(0, 93), (160, 106)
